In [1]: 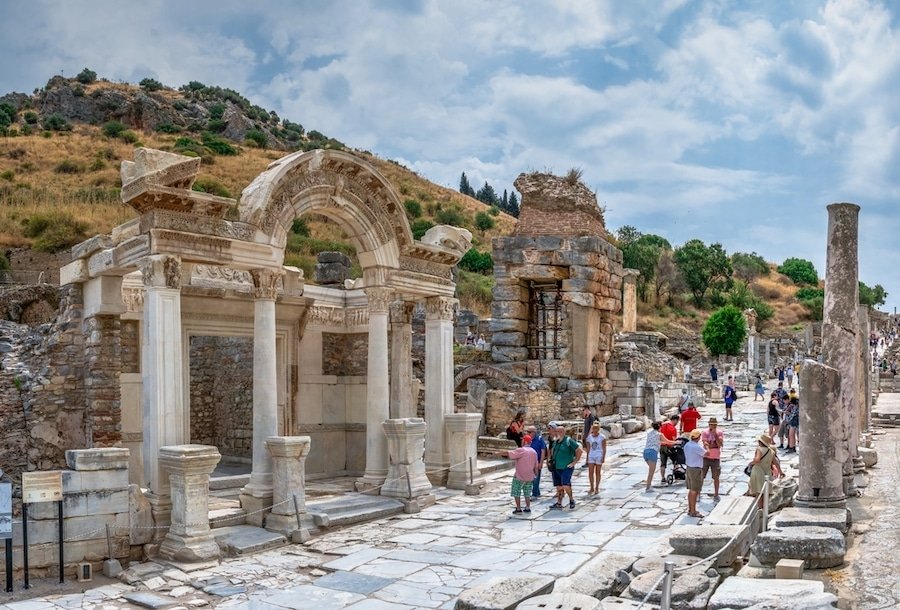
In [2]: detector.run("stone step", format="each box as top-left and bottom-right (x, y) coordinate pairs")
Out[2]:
(213, 525), (288, 556)
(705, 495), (757, 526)
(208, 507), (247, 529)
(307, 494), (405, 529)
(209, 474), (250, 490)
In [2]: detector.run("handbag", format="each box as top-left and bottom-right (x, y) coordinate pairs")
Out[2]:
(743, 463), (753, 476)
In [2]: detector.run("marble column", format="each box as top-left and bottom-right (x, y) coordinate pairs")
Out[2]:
(158, 444), (221, 562)
(622, 269), (640, 332)
(241, 268), (283, 524)
(264, 436), (312, 537)
(821, 203), (860, 495)
(390, 301), (416, 419)
(141, 255), (185, 534)
(356, 287), (392, 491)
(381, 418), (432, 499)
(445, 413), (485, 493)
(795, 361), (846, 508)
(764, 340), (771, 373)
(424, 296), (457, 484)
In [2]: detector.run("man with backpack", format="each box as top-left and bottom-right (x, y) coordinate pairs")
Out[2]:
(722, 383), (737, 421)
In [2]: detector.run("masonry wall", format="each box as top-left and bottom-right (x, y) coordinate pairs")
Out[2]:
(189, 336), (254, 460)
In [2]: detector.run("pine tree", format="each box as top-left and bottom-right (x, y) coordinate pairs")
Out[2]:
(476, 182), (499, 207)
(502, 189), (508, 210)
(507, 192), (520, 217)
(459, 172), (475, 197)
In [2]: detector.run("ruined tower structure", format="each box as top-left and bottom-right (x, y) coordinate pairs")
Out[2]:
(486, 172), (623, 426)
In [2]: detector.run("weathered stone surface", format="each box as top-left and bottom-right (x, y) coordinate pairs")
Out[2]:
(668, 524), (750, 568)
(491, 332), (526, 347)
(751, 526), (845, 569)
(631, 554), (706, 576)
(622, 419), (644, 434)
(771, 507), (850, 534)
(857, 446), (877, 468)
(66, 447), (130, 471)
(519, 593), (600, 610)
(455, 574), (555, 610)
(553, 551), (637, 598)
(707, 576), (837, 610)
(607, 423), (624, 439)
(626, 568), (711, 605)
(797, 360), (847, 507)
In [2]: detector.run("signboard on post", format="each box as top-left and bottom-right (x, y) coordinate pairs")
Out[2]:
(21, 472), (62, 504)
(0, 482), (11, 540)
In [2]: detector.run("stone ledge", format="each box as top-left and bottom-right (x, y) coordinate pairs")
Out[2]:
(751, 526), (845, 569)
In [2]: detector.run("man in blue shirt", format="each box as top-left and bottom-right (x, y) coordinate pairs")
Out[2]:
(684, 429), (706, 518)
(527, 425), (547, 497)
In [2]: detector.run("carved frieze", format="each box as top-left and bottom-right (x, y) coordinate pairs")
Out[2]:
(193, 264), (253, 285)
(142, 210), (255, 242)
(123, 287), (145, 313)
(399, 256), (453, 279)
(425, 296), (458, 321)
(307, 305), (370, 328)
(365, 287), (393, 314)
(140, 255), (182, 289)
(250, 268), (284, 300)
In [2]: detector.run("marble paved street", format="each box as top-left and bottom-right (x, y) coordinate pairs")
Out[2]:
(0, 391), (804, 610)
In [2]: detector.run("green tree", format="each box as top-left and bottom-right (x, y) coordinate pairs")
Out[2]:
(403, 199), (422, 219)
(622, 234), (671, 302)
(139, 78), (163, 91)
(474, 211), (496, 231)
(731, 252), (769, 282)
(475, 182), (499, 207)
(458, 172), (475, 197)
(859, 281), (887, 307)
(102, 121), (126, 138)
(615, 225), (642, 246)
(75, 68), (97, 84)
(777, 257), (818, 285)
(702, 305), (747, 356)
(507, 192), (520, 217)
(726, 281), (774, 326)
(458, 248), (493, 274)
(674, 240), (733, 307)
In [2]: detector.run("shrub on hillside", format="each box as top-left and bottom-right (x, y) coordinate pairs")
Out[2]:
(410, 219), (434, 240)
(702, 305), (747, 356)
(456, 269), (494, 313)
(475, 211), (496, 231)
(24, 212), (89, 252)
(192, 178), (231, 198)
(75, 68), (97, 84)
(155, 122), (182, 134)
(458, 248), (493, 274)
(42, 114), (71, 131)
(404, 199), (422, 219)
(291, 218), (310, 237)
(778, 257), (818, 285)
(434, 205), (467, 227)
(54, 159), (82, 174)
(795, 287), (824, 301)
(201, 132), (237, 155)
(23, 111), (38, 125)
(1, 170), (14, 182)
(102, 121), (126, 138)
(244, 129), (267, 148)
(731, 251), (769, 282)
(118, 130), (140, 144)
(139, 78), (163, 91)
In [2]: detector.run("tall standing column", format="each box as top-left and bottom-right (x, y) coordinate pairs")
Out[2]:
(241, 268), (283, 524)
(821, 203), (860, 495)
(141, 255), (185, 518)
(796, 360), (846, 507)
(621, 269), (640, 332)
(356, 287), (392, 491)
(858, 305), (872, 437)
(424, 296), (457, 484)
(390, 301), (416, 419)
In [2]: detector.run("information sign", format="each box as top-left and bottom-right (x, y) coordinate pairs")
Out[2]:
(0, 482), (11, 540)
(21, 472), (63, 504)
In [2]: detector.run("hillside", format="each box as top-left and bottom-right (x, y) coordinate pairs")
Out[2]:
(0, 74), (515, 312)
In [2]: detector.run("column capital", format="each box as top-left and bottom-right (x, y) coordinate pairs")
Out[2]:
(250, 268), (284, 300)
(141, 255), (182, 289)
(265, 436), (311, 459)
(425, 296), (458, 321)
(623, 268), (640, 282)
(390, 300), (417, 324)
(365, 287), (393, 314)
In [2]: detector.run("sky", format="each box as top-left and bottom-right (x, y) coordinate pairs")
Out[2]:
(2, 0), (899, 313)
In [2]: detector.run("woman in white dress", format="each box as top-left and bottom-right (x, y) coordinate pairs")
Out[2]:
(585, 421), (607, 494)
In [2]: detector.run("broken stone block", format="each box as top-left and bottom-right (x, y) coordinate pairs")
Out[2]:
(553, 551), (637, 598)
(607, 423), (624, 439)
(626, 568), (711, 607)
(771, 507), (850, 534)
(622, 419), (644, 434)
(668, 524), (750, 568)
(751, 526), (845, 569)
(455, 574), (555, 610)
(519, 593), (600, 610)
(857, 446), (877, 468)
(707, 576), (837, 610)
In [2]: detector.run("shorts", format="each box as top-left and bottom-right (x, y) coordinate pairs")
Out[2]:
(686, 467), (702, 491)
(510, 477), (532, 498)
(701, 458), (721, 478)
(767, 414), (780, 425)
(724, 399), (735, 408)
(643, 448), (659, 462)
(587, 453), (605, 465)
(553, 467), (574, 487)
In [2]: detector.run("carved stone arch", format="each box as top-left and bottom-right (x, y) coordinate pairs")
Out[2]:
(454, 364), (517, 391)
(239, 149), (414, 268)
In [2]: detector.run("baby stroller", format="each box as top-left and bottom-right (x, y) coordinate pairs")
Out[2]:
(663, 436), (688, 485)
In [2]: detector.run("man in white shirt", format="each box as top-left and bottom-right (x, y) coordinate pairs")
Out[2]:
(684, 429), (706, 518)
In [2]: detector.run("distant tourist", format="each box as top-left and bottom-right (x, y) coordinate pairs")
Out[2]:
(585, 421), (607, 495)
(475, 334), (486, 350)
(680, 402), (701, 434)
(767, 392), (781, 441)
(642, 421), (675, 493)
(506, 411), (525, 447)
(677, 389), (690, 412)
(709, 363), (718, 383)
(549, 425), (582, 510)
(722, 383), (737, 421)
(582, 406), (596, 467)
(785, 364), (795, 389)
(754, 375), (765, 401)
(778, 367), (785, 383)
(465, 331), (476, 346)
(659, 414), (680, 484)
(700, 418), (724, 502)
(785, 397), (800, 453)
(684, 429), (706, 518)
(527, 425), (547, 498)
(496, 443), (538, 515)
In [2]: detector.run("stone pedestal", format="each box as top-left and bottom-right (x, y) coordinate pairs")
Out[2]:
(821, 203), (860, 495)
(424, 296), (457, 484)
(158, 444), (221, 563)
(445, 413), (485, 494)
(381, 419), (433, 508)
(264, 436), (312, 538)
(357, 288), (392, 491)
(796, 360), (846, 508)
(621, 269), (639, 332)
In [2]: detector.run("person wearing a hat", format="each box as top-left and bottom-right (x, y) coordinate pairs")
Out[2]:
(684, 429), (706, 518)
(701, 417), (724, 502)
(746, 433), (782, 499)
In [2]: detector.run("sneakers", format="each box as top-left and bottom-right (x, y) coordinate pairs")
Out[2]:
(523, 508), (531, 513)
(713, 495), (721, 502)
(512, 508), (523, 514)
(569, 500), (576, 509)
(549, 503), (562, 510)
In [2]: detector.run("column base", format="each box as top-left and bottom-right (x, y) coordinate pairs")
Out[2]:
(145, 491), (171, 543)
(240, 491), (274, 527)
(355, 472), (387, 494)
(447, 467), (483, 491)
(425, 461), (449, 486)
(159, 531), (220, 563)
(401, 494), (436, 514)
(852, 455), (866, 473)
(794, 496), (847, 509)
(265, 511), (315, 538)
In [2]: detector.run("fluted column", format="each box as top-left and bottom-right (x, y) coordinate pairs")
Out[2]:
(821, 203), (860, 495)
(622, 269), (639, 332)
(241, 268), (283, 522)
(141, 255), (185, 503)
(356, 287), (392, 491)
(390, 301), (417, 419)
(424, 296), (457, 484)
